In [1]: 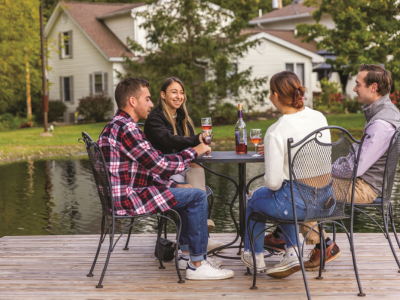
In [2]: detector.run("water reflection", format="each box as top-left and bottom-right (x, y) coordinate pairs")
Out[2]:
(1, 157), (400, 237)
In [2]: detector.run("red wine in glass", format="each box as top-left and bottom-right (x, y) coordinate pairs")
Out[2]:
(201, 118), (212, 131)
(202, 125), (212, 130)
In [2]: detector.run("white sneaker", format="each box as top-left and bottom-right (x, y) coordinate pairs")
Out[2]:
(207, 238), (225, 252)
(186, 260), (234, 280)
(266, 246), (301, 278)
(177, 255), (223, 270)
(241, 251), (266, 273)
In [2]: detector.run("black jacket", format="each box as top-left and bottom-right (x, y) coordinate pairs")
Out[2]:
(144, 105), (201, 154)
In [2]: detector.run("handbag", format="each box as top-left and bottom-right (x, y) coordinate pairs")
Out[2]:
(154, 237), (176, 262)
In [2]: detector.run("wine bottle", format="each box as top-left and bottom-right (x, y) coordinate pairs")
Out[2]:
(235, 103), (247, 154)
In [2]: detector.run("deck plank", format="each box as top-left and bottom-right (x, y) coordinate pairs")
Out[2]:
(0, 233), (399, 299)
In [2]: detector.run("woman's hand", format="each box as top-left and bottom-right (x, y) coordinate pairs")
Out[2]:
(199, 133), (203, 144)
(258, 144), (264, 155)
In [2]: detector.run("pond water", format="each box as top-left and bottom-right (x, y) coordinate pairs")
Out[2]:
(1, 157), (400, 237)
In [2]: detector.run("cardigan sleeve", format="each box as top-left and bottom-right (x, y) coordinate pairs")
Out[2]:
(144, 115), (201, 152)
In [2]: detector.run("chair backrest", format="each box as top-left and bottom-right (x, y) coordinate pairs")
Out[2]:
(381, 128), (400, 204)
(288, 126), (365, 222)
(80, 132), (114, 216)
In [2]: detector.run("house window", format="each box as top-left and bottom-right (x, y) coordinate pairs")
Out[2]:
(94, 73), (103, 94)
(286, 63), (305, 85)
(89, 73), (108, 95)
(64, 77), (71, 102)
(60, 76), (73, 103)
(59, 30), (72, 59)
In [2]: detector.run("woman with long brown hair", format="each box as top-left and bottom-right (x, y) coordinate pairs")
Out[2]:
(240, 71), (338, 278)
(144, 77), (224, 267)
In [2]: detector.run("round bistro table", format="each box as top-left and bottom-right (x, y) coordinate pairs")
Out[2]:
(193, 151), (265, 259)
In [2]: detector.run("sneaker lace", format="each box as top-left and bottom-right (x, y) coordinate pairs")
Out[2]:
(275, 251), (287, 267)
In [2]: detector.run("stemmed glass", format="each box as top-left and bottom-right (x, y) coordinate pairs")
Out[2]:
(250, 129), (262, 157)
(202, 129), (213, 158)
(201, 118), (212, 130)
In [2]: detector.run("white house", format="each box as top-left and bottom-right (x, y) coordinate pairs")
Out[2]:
(44, 1), (147, 122)
(249, 0), (357, 99)
(45, 0), (327, 121)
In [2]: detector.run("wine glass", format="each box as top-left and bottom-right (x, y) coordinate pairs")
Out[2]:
(202, 129), (213, 158)
(201, 117), (212, 130)
(250, 129), (262, 157)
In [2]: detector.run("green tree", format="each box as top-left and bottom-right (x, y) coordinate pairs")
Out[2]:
(296, 0), (400, 79)
(122, 0), (268, 122)
(0, 0), (42, 115)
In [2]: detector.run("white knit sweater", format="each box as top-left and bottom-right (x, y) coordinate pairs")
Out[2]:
(264, 107), (330, 191)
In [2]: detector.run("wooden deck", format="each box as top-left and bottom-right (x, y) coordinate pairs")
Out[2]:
(0, 233), (400, 299)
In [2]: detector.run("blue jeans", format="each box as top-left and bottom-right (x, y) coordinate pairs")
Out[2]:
(169, 188), (208, 262)
(244, 181), (307, 254)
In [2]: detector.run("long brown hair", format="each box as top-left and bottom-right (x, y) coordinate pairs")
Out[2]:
(270, 71), (306, 109)
(158, 77), (195, 136)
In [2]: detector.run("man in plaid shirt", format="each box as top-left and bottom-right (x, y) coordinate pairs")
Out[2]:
(98, 77), (234, 280)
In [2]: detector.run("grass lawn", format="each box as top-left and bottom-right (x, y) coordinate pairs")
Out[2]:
(0, 113), (366, 164)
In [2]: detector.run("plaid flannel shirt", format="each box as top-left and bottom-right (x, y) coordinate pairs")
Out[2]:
(98, 109), (197, 216)
(332, 120), (395, 178)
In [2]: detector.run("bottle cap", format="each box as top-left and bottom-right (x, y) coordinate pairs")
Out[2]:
(238, 103), (242, 111)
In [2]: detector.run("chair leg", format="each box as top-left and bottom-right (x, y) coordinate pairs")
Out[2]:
(389, 203), (400, 250)
(332, 222), (336, 243)
(96, 224), (115, 288)
(294, 225), (311, 300)
(316, 223), (324, 280)
(87, 215), (105, 277)
(384, 204), (400, 272)
(173, 214), (185, 284)
(156, 217), (165, 269)
(123, 218), (134, 250)
(248, 218), (258, 290)
(348, 227), (365, 296)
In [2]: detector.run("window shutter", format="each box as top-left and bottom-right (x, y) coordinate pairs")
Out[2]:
(70, 76), (74, 103)
(59, 76), (64, 101)
(103, 72), (108, 94)
(89, 74), (93, 95)
(58, 32), (62, 59)
(68, 30), (73, 58)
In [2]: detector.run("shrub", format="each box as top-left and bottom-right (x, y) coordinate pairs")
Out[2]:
(77, 94), (113, 122)
(211, 102), (237, 125)
(33, 99), (68, 124)
(0, 113), (18, 130)
(342, 98), (362, 113)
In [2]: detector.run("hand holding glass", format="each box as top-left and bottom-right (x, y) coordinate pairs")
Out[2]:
(202, 129), (213, 157)
(201, 118), (212, 130)
(250, 129), (262, 157)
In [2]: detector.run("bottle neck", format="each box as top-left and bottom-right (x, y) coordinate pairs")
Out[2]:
(238, 110), (243, 119)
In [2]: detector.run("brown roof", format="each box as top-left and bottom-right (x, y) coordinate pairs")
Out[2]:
(252, 1), (316, 22)
(61, 2), (144, 58)
(242, 28), (318, 53)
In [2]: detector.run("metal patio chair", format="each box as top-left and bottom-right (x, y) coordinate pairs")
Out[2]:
(333, 127), (400, 273)
(80, 132), (184, 288)
(246, 126), (366, 299)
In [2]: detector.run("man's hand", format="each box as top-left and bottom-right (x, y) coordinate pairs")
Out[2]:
(258, 144), (264, 155)
(176, 183), (192, 188)
(193, 143), (211, 157)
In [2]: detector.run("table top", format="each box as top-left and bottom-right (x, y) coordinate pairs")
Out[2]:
(193, 151), (264, 164)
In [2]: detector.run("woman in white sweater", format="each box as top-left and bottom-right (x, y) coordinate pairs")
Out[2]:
(241, 71), (330, 278)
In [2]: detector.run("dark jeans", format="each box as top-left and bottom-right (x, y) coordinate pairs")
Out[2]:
(244, 181), (307, 254)
(169, 188), (208, 262)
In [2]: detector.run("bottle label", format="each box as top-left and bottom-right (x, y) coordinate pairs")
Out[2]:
(235, 130), (247, 145)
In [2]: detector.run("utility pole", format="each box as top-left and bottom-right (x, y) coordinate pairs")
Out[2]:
(39, 0), (52, 137)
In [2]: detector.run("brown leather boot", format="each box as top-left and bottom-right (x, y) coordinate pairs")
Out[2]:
(264, 232), (286, 252)
(304, 241), (341, 271)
